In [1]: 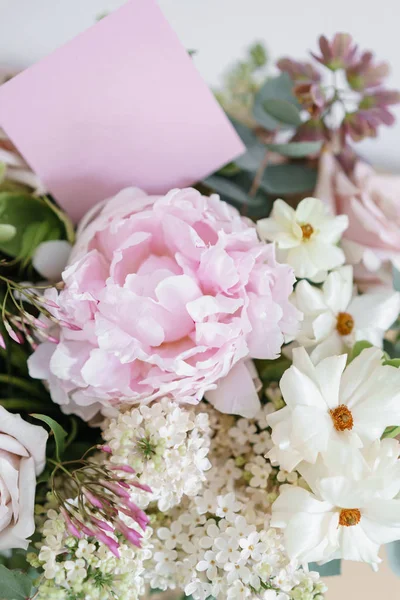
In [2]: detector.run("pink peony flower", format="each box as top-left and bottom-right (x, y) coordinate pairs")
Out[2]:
(28, 188), (299, 420)
(315, 152), (400, 286)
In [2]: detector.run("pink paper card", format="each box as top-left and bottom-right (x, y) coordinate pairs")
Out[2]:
(0, 0), (244, 222)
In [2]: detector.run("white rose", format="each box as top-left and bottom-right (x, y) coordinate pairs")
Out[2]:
(0, 407), (48, 550)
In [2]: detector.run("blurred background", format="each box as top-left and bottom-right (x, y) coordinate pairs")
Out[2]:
(1, 0), (400, 171)
(0, 1), (399, 597)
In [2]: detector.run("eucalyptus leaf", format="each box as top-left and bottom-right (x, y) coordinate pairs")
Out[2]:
(262, 98), (302, 127)
(31, 414), (67, 463)
(386, 541), (400, 576)
(253, 72), (301, 131)
(0, 192), (62, 257)
(265, 140), (323, 157)
(203, 175), (250, 204)
(260, 164), (317, 195)
(309, 560), (341, 577)
(0, 564), (32, 600)
(348, 341), (373, 363)
(230, 119), (266, 173)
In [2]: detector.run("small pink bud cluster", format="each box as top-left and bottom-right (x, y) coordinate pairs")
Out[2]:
(54, 453), (151, 558)
(277, 32), (400, 148)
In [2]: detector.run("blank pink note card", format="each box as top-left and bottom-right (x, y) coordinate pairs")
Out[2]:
(0, 0), (244, 222)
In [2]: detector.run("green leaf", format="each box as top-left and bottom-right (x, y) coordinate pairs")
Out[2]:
(253, 72), (301, 131)
(347, 340), (374, 363)
(386, 541), (400, 576)
(265, 141), (323, 158)
(382, 425), (400, 439)
(309, 560), (341, 577)
(260, 164), (317, 195)
(230, 119), (266, 173)
(255, 355), (291, 383)
(41, 196), (75, 245)
(0, 224), (16, 243)
(0, 564), (32, 600)
(31, 414), (67, 462)
(383, 358), (400, 368)
(203, 175), (250, 204)
(262, 98), (302, 127)
(0, 192), (62, 257)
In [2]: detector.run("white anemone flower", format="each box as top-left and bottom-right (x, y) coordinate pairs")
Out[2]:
(257, 197), (348, 281)
(267, 346), (400, 472)
(291, 266), (400, 362)
(271, 438), (400, 568)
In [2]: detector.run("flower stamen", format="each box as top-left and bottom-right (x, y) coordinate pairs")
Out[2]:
(330, 404), (354, 431)
(339, 508), (361, 527)
(301, 223), (314, 239)
(336, 312), (354, 335)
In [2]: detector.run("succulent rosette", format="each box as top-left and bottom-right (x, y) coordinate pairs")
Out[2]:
(28, 187), (299, 420)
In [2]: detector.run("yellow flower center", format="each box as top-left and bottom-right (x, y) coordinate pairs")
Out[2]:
(301, 223), (314, 240)
(339, 508), (361, 527)
(330, 404), (354, 431)
(336, 312), (354, 336)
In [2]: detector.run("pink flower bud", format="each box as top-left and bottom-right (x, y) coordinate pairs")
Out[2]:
(82, 488), (103, 509)
(90, 515), (114, 532)
(95, 530), (120, 558)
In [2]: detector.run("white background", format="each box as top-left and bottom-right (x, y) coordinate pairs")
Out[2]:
(0, 0), (400, 170)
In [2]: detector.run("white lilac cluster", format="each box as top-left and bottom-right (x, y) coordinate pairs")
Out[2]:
(143, 403), (326, 600)
(268, 346), (400, 568)
(103, 398), (212, 511)
(31, 507), (153, 600)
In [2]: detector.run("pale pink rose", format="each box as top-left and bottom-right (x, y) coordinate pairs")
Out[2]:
(0, 407), (48, 550)
(315, 151), (400, 286)
(28, 187), (299, 419)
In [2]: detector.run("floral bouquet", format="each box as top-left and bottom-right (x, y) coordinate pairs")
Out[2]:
(0, 29), (399, 600)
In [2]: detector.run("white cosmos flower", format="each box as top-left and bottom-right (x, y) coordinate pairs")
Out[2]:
(257, 197), (348, 281)
(291, 266), (400, 362)
(271, 438), (400, 568)
(267, 346), (400, 472)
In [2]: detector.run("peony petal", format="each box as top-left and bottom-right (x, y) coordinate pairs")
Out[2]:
(205, 361), (260, 418)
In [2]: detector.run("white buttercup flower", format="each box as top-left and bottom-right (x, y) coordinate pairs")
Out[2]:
(257, 197), (348, 281)
(292, 265), (400, 362)
(271, 439), (400, 568)
(267, 346), (400, 471)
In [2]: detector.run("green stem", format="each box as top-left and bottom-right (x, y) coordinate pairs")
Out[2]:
(0, 374), (47, 398)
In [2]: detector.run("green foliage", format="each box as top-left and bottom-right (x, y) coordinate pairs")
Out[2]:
(253, 72), (301, 130)
(0, 192), (63, 259)
(260, 164), (317, 195)
(255, 355), (291, 384)
(382, 426), (400, 439)
(309, 559), (341, 577)
(386, 541), (400, 576)
(261, 98), (302, 127)
(265, 140), (323, 157)
(31, 414), (67, 462)
(0, 564), (32, 600)
(347, 340), (373, 363)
